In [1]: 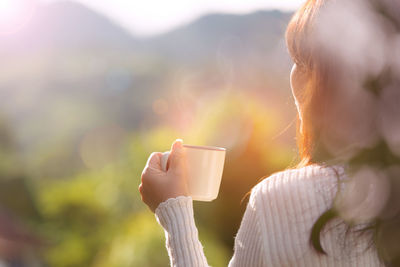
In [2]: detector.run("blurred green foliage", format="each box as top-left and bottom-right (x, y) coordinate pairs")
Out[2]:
(0, 91), (294, 266)
(0, 4), (295, 266)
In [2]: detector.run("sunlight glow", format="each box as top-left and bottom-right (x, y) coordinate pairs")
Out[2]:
(0, 0), (37, 34)
(43, 0), (303, 36)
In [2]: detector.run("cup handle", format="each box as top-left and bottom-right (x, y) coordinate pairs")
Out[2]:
(161, 151), (170, 172)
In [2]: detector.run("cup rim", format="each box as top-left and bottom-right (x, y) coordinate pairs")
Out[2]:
(183, 144), (226, 152)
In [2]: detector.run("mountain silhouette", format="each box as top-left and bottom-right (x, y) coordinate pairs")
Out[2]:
(0, 1), (294, 177)
(144, 10), (292, 64)
(0, 1), (136, 53)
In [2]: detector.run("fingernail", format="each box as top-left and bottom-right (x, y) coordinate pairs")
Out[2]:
(173, 139), (183, 149)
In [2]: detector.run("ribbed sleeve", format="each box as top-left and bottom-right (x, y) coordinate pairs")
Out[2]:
(155, 196), (209, 267)
(154, 165), (383, 267)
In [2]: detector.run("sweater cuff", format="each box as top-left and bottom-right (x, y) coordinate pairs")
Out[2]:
(155, 196), (194, 232)
(155, 196), (209, 267)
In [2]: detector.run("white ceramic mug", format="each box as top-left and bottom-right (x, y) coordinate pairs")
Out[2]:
(161, 144), (226, 201)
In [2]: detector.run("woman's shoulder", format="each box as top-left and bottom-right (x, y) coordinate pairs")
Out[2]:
(250, 164), (345, 208)
(253, 164), (344, 191)
(245, 164), (346, 265)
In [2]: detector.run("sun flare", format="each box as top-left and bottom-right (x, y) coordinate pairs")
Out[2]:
(0, 0), (36, 34)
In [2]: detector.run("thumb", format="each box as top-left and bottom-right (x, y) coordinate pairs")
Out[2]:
(168, 139), (186, 171)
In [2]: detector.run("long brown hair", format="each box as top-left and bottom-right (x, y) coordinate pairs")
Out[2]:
(286, 0), (336, 166)
(286, 0), (400, 265)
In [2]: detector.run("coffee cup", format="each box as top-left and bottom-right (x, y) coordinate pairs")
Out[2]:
(161, 144), (226, 201)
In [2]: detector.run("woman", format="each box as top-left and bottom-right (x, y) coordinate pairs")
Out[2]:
(139, 0), (400, 266)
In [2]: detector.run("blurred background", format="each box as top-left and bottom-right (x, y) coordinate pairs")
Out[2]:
(0, 0), (303, 266)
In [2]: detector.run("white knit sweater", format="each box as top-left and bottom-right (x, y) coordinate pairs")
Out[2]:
(155, 165), (383, 267)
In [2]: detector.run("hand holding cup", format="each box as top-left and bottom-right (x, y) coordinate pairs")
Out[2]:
(139, 140), (226, 212)
(139, 140), (189, 212)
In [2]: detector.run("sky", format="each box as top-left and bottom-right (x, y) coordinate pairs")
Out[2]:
(43, 0), (304, 36)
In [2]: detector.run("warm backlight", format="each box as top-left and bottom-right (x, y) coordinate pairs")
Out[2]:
(0, 0), (36, 34)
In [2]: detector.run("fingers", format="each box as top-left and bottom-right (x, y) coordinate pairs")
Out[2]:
(168, 139), (186, 171)
(171, 139), (183, 150)
(141, 152), (163, 187)
(145, 152), (162, 169)
(138, 183), (144, 199)
(138, 183), (143, 193)
(138, 140), (187, 212)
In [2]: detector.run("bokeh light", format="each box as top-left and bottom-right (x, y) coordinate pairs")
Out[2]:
(380, 83), (400, 157)
(0, 0), (37, 34)
(80, 125), (127, 170)
(0, 0), (399, 266)
(335, 167), (390, 223)
(152, 98), (169, 115)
